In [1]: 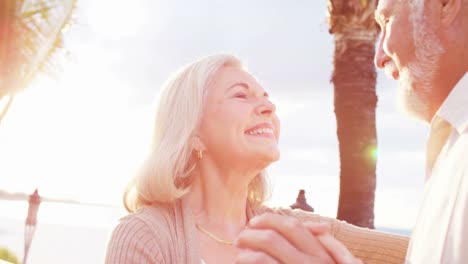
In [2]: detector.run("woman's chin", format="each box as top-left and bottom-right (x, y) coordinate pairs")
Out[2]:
(271, 151), (280, 162)
(258, 150), (281, 165)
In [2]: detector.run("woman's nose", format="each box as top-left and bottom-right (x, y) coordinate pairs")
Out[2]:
(256, 99), (276, 116)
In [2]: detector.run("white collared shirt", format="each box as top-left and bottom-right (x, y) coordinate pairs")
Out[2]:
(406, 73), (468, 263)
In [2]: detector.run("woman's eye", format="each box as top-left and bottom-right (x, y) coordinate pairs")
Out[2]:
(233, 93), (248, 99)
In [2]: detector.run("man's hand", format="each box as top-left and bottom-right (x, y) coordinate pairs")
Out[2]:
(305, 222), (363, 264)
(235, 213), (362, 264)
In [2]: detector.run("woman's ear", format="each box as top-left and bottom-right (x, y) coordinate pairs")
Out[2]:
(190, 136), (206, 152)
(440, 0), (462, 26)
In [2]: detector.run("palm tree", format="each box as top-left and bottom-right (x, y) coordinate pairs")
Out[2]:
(0, 247), (20, 264)
(0, 0), (76, 125)
(326, 0), (380, 228)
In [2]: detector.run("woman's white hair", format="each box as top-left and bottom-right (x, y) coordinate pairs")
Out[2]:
(124, 54), (270, 212)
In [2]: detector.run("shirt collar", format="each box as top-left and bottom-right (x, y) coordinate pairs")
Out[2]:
(435, 72), (468, 134)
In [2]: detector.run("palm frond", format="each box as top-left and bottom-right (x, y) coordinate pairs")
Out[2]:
(0, 0), (77, 99)
(18, 0), (77, 82)
(0, 95), (15, 126)
(327, 0), (379, 35)
(0, 0), (76, 125)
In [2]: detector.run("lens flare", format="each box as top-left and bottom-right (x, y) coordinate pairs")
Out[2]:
(369, 146), (378, 161)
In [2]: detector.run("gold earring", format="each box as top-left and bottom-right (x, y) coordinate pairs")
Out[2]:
(197, 150), (203, 160)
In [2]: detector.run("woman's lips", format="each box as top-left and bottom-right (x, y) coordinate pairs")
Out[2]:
(245, 124), (276, 140)
(247, 132), (276, 139)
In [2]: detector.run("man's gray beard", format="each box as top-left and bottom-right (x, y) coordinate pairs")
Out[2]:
(398, 8), (445, 121)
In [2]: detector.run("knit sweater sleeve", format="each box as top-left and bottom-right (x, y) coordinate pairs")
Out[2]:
(105, 216), (165, 264)
(328, 218), (409, 264)
(271, 208), (409, 264)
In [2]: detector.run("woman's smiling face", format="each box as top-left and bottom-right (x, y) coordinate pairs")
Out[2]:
(198, 66), (280, 169)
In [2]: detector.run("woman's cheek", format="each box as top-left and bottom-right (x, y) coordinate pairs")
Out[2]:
(274, 116), (281, 141)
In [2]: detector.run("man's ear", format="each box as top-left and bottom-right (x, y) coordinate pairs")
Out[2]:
(440, 0), (462, 26)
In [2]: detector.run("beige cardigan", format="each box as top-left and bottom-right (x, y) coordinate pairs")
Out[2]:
(105, 197), (409, 263)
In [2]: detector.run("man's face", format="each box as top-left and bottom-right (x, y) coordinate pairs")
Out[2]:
(375, 0), (445, 121)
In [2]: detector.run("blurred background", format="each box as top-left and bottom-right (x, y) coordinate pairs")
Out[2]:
(0, 0), (428, 263)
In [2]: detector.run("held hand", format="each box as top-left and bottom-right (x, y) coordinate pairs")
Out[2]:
(305, 222), (364, 264)
(235, 213), (335, 264)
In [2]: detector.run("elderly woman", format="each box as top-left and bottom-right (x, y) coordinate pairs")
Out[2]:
(105, 54), (408, 264)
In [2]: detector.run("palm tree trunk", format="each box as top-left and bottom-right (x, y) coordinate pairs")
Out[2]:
(327, 0), (379, 228)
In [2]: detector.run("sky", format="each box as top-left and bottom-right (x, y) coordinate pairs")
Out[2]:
(0, 0), (430, 229)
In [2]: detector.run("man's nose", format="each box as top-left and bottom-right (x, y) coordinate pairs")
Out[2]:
(374, 36), (391, 69)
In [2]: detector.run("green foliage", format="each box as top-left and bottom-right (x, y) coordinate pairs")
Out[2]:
(0, 247), (20, 264)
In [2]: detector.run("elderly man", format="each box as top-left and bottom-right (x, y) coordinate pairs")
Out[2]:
(374, 0), (467, 262)
(236, 0), (467, 263)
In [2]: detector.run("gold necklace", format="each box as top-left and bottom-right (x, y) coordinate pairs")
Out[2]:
(195, 223), (234, 245)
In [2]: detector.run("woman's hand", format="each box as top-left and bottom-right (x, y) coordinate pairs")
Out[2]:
(235, 213), (362, 264)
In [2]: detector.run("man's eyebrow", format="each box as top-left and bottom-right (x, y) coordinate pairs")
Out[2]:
(374, 9), (388, 24)
(374, 10), (383, 23)
(374, 7), (389, 24)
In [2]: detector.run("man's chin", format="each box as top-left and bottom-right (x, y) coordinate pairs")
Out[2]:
(397, 85), (431, 123)
(398, 69), (434, 122)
